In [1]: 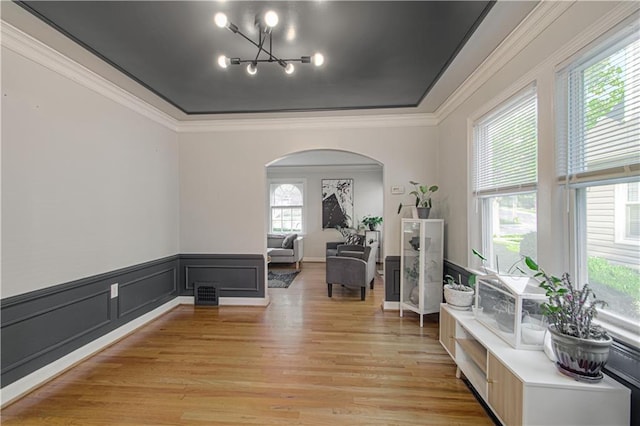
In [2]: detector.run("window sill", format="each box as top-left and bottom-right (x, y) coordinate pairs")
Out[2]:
(594, 318), (640, 350)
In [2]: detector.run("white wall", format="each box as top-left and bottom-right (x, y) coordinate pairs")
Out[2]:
(267, 164), (383, 260)
(179, 124), (439, 258)
(1, 47), (180, 298)
(437, 1), (632, 274)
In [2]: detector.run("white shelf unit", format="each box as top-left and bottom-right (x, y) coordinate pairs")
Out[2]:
(399, 219), (443, 327)
(439, 304), (630, 426)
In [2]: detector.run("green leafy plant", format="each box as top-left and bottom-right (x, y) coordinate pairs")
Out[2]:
(524, 256), (609, 340)
(444, 274), (473, 291)
(397, 181), (438, 214)
(468, 249), (488, 287)
(361, 215), (383, 230)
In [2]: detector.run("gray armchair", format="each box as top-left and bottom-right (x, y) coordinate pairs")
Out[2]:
(326, 244), (376, 300)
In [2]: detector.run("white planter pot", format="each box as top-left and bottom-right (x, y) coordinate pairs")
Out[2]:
(444, 285), (474, 310)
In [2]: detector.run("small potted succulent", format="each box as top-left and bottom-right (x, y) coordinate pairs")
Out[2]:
(525, 257), (612, 382)
(397, 181), (438, 219)
(443, 274), (474, 310)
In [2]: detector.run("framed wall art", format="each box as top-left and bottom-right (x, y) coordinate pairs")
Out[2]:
(322, 178), (353, 229)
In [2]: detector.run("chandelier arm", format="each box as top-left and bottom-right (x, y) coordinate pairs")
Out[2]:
(218, 14), (322, 73)
(234, 58), (306, 64)
(253, 30), (269, 63)
(269, 33), (274, 62)
(231, 26), (277, 63)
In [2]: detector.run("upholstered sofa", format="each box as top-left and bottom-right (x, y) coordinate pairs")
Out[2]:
(267, 234), (304, 269)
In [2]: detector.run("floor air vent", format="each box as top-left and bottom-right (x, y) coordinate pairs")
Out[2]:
(194, 282), (219, 306)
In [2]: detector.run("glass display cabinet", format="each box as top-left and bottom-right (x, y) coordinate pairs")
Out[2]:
(474, 274), (548, 350)
(400, 219), (444, 327)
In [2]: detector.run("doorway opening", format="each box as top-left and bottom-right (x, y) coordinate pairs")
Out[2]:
(265, 149), (384, 293)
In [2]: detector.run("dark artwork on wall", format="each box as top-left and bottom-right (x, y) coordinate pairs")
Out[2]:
(322, 179), (353, 229)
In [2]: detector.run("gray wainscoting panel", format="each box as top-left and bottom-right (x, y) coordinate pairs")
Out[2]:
(118, 268), (177, 317)
(444, 260), (473, 286)
(1, 289), (111, 377)
(384, 256), (400, 302)
(387, 257), (465, 302)
(179, 254), (265, 298)
(606, 341), (640, 425)
(1, 255), (179, 387)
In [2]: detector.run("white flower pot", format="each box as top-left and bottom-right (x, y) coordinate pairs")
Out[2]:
(444, 285), (474, 310)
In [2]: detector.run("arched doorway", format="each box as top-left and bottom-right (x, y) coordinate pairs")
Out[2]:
(265, 149), (384, 289)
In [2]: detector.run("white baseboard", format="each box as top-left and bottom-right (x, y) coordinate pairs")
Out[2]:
(176, 296), (194, 304)
(382, 301), (400, 311)
(302, 257), (325, 263)
(219, 296), (270, 306)
(1, 297), (182, 407)
(179, 295), (270, 307)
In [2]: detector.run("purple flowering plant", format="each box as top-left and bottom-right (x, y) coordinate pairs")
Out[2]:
(524, 256), (609, 340)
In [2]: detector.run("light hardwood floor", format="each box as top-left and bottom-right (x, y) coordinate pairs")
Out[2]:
(1, 262), (493, 425)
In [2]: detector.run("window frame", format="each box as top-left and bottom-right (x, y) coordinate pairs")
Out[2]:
(470, 84), (539, 273)
(268, 179), (306, 235)
(614, 182), (640, 245)
(557, 22), (640, 343)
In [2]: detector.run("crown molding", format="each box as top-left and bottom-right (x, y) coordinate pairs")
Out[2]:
(435, 1), (574, 122)
(549, 2), (640, 73)
(468, 0), (640, 127)
(175, 113), (438, 133)
(1, 21), (179, 131)
(1, 19), (437, 134)
(5, 0), (636, 135)
(268, 164), (382, 173)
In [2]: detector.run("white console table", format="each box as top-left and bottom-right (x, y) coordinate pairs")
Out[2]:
(439, 304), (630, 426)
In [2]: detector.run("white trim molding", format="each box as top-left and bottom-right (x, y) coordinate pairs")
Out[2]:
(437, 1), (640, 123)
(3, 2), (637, 134)
(0, 297), (182, 408)
(435, 1), (572, 122)
(1, 18), (438, 133)
(0, 21), (178, 131)
(0, 294), (272, 407)
(175, 113), (438, 133)
(219, 296), (270, 307)
(382, 301), (400, 311)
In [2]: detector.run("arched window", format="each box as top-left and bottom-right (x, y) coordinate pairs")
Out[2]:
(270, 182), (304, 233)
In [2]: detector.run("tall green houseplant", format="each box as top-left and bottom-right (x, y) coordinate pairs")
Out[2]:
(397, 181), (438, 218)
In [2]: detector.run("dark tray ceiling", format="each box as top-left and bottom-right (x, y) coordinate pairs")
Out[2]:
(18, 1), (494, 115)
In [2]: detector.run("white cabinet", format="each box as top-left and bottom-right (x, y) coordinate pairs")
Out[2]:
(439, 304), (630, 426)
(399, 219), (443, 327)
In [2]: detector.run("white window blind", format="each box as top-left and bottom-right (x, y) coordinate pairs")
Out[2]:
(557, 30), (640, 184)
(472, 85), (538, 196)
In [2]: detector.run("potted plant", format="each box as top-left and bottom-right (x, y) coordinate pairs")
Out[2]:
(443, 274), (474, 310)
(397, 181), (438, 219)
(361, 215), (383, 231)
(524, 257), (612, 382)
(468, 249), (488, 287)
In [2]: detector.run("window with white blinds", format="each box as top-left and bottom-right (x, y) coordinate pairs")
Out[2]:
(556, 21), (640, 340)
(557, 29), (640, 183)
(472, 85), (538, 196)
(270, 182), (304, 234)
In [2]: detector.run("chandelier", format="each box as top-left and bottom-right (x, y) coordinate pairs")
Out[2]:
(215, 10), (324, 76)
